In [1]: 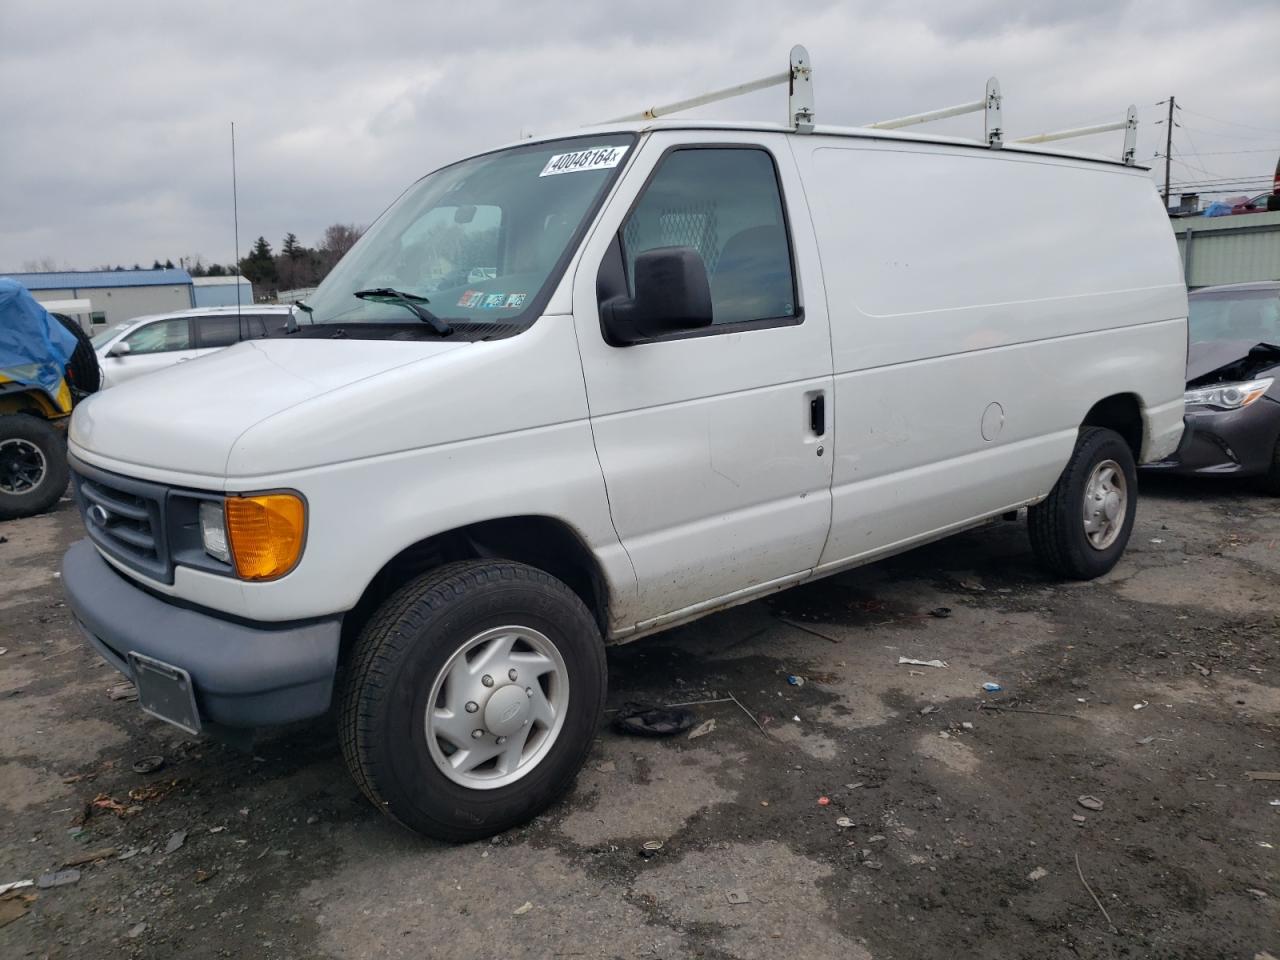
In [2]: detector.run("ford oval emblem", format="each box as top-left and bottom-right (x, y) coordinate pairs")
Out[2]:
(88, 504), (111, 526)
(501, 703), (522, 723)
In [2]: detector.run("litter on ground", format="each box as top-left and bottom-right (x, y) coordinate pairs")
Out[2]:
(898, 657), (947, 669)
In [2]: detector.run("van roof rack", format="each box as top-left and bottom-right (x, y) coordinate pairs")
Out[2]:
(602, 45), (1138, 165)
(605, 45), (815, 133)
(1012, 106), (1139, 166)
(865, 78), (1004, 148)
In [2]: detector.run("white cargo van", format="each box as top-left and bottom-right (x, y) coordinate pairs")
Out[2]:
(61, 51), (1186, 840)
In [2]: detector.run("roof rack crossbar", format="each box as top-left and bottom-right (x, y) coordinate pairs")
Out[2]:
(865, 78), (1003, 147)
(1013, 105), (1139, 164)
(604, 45), (815, 133)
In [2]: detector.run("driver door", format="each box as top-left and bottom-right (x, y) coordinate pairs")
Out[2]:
(571, 132), (835, 630)
(106, 317), (198, 386)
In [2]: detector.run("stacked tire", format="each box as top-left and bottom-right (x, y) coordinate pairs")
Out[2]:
(51, 313), (101, 397)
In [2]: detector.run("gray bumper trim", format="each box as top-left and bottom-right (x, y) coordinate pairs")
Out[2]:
(61, 539), (341, 729)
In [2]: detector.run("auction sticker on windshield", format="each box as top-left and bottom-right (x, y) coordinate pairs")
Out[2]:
(539, 145), (629, 177)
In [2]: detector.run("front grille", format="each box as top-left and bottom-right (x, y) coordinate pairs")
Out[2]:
(71, 462), (172, 583)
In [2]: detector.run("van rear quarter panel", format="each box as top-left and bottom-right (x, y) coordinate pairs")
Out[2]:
(789, 137), (1187, 568)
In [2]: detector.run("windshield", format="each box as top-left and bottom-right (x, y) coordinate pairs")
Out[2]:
(91, 323), (130, 348)
(304, 134), (635, 337)
(1188, 289), (1280, 344)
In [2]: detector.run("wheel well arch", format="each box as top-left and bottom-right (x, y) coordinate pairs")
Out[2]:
(1081, 393), (1143, 460)
(0, 384), (62, 419)
(340, 515), (610, 659)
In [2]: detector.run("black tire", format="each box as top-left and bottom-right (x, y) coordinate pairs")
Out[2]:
(51, 313), (101, 397)
(0, 415), (69, 521)
(339, 559), (607, 841)
(1259, 434), (1280, 496)
(1028, 426), (1137, 580)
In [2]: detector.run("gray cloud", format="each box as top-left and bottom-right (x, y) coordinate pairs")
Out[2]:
(2, 0), (1277, 269)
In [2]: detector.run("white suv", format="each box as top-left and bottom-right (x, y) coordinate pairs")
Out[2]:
(91, 305), (297, 387)
(61, 116), (1186, 841)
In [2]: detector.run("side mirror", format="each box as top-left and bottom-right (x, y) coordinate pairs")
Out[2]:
(601, 246), (713, 346)
(107, 341), (131, 358)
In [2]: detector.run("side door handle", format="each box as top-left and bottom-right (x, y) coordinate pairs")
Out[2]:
(809, 393), (825, 437)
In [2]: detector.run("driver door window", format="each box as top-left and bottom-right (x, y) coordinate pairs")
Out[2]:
(621, 148), (797, 327)
(124, 318), (193, 354)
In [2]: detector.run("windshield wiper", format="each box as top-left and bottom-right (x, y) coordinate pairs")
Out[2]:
(352, 288), (453, 336)
(284, 299), (312, 334)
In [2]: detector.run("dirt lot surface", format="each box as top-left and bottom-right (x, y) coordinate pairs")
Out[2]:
(1, 479), (1278, 960)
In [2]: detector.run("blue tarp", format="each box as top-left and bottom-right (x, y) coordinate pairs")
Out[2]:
(0, 278), (78, 398)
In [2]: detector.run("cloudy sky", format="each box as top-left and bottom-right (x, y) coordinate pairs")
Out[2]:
(2, 0), (1278, 271)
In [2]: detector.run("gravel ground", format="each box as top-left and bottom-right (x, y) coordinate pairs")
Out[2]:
(1, 477), (1277, 960)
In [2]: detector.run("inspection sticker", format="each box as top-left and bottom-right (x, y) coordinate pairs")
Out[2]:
(457, 290), (483, 308)
(539, 145), (629, 177)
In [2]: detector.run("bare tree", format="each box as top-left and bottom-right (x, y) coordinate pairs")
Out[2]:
(20, 256), (62, 272)
(320, 223), (363, 262)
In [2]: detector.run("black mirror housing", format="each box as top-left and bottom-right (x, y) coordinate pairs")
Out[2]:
(601, 246), (713, 345)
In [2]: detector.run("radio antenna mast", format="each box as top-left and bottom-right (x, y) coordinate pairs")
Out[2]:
(231, 121), (242, 316)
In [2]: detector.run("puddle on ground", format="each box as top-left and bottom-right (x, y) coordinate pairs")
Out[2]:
(766, 578), (921, 629)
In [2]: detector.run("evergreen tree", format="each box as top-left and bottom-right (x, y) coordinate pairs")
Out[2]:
(281, 232), (301, 288)
(240, 236), (277, 286)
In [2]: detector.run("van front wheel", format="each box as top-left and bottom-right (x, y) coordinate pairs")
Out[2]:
(339, 560), (606, 841)
(1028, 427), (1137, 580)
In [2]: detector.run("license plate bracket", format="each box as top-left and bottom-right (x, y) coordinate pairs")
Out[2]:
(127, 652), (202, 735)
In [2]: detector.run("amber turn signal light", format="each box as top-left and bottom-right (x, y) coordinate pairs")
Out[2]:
(225, 493), (306, 580)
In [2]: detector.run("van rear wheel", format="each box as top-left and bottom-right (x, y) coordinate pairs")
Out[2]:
(1028, 426), (1137, 580)
(339, 560), (606, 841)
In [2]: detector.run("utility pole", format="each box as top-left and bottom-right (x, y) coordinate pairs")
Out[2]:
(1162, 95), (1175, 208)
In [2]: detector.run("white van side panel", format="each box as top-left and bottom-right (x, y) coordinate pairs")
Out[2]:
(790, 138), (1187, 569)
(813, 319), (1186, 569)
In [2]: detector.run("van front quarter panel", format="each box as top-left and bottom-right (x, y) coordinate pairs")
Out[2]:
(68, 313), (638, 629)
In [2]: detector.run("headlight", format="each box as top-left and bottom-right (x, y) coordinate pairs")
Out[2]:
(224, 493), (307, 580)
(1185, 377), (1273, 411)
(199, 500), (231, 563)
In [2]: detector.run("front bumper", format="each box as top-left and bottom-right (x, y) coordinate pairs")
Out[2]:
(62, 539), (342, 729)
(1143, 399), (1280, 478)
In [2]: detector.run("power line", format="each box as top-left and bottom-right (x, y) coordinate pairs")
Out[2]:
(1168, 175), (1271, 184)
(1162, 147), (1280, 157)
(1167, 182), (1271, 193)
(1178, 106), (1280, 136)
(1180, 123), (1280, 143)
(1175, 123), (1228, 181)
(1168, 152), (1223, 182)
(1166, 175), (1271, 186)
(1169, 185), (1271, 197)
